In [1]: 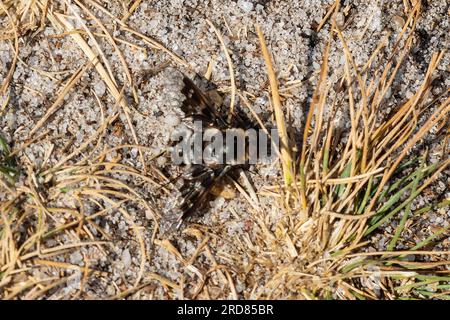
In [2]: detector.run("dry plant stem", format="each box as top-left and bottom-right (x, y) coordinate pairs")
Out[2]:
(48, 113), (118, 173)
(120, 25), (189, 67)
(29, 61), (92, 137)
(256, 24), (294, 188)
(238, 92), (283, 162)
(74, 0), (139, 102)
(206, 19), (236, 122)
(299, 12), (337, 213)
(122, 0), (144, 22)
(65, 0), (118, 89)
(316, 1), (338, 32)
(51, 11), (147, 174)
(0, 1), (19, 94)
(365, 62), (448, 214)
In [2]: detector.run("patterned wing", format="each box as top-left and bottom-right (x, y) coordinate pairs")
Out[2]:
(182, 75), (234, 128)
(162, 164), (231, 231)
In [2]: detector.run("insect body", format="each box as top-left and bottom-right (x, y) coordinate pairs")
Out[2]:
(163, 74), (253, 231)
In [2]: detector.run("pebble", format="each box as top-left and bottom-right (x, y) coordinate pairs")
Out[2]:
(70, 251), (83, 265)
(237, 0), (254, 13)
(94, 80), (106, 96)
(106, 285), (116, 296)
(122, 249), (131, 270)
(164, 113), (181, 127)
(335, 12), (345, 28)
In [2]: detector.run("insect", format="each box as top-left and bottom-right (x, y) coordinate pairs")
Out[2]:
(162, 74), (255, 231)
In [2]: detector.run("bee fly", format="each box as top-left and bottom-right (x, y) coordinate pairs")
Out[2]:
(162, 73), (258, 231)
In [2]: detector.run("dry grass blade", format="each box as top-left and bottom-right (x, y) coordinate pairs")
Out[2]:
(28, 61), (92, 137)
(256, 24), (294, 188)
(0, 1), (19, 94)
(206, 19), (236, 122)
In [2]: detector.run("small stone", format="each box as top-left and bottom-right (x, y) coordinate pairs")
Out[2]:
(238, 0), (254, 13)
(255, 4), (264, 12)
(164, 113), (181, 127)
(335, 12), (345, 28)
(156, 156), (167, 167)
(145, 210), (154, 220)
(214, 196), (226, 210)
(122, 249), (131, 270)
(148, 19), (158, 29)
(70, 251), (83, 264)
(94, 80), (106, 96)
(106, 285), (116, 296)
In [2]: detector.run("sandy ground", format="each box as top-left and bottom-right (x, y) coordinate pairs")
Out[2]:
(0, 0), (449, 299)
